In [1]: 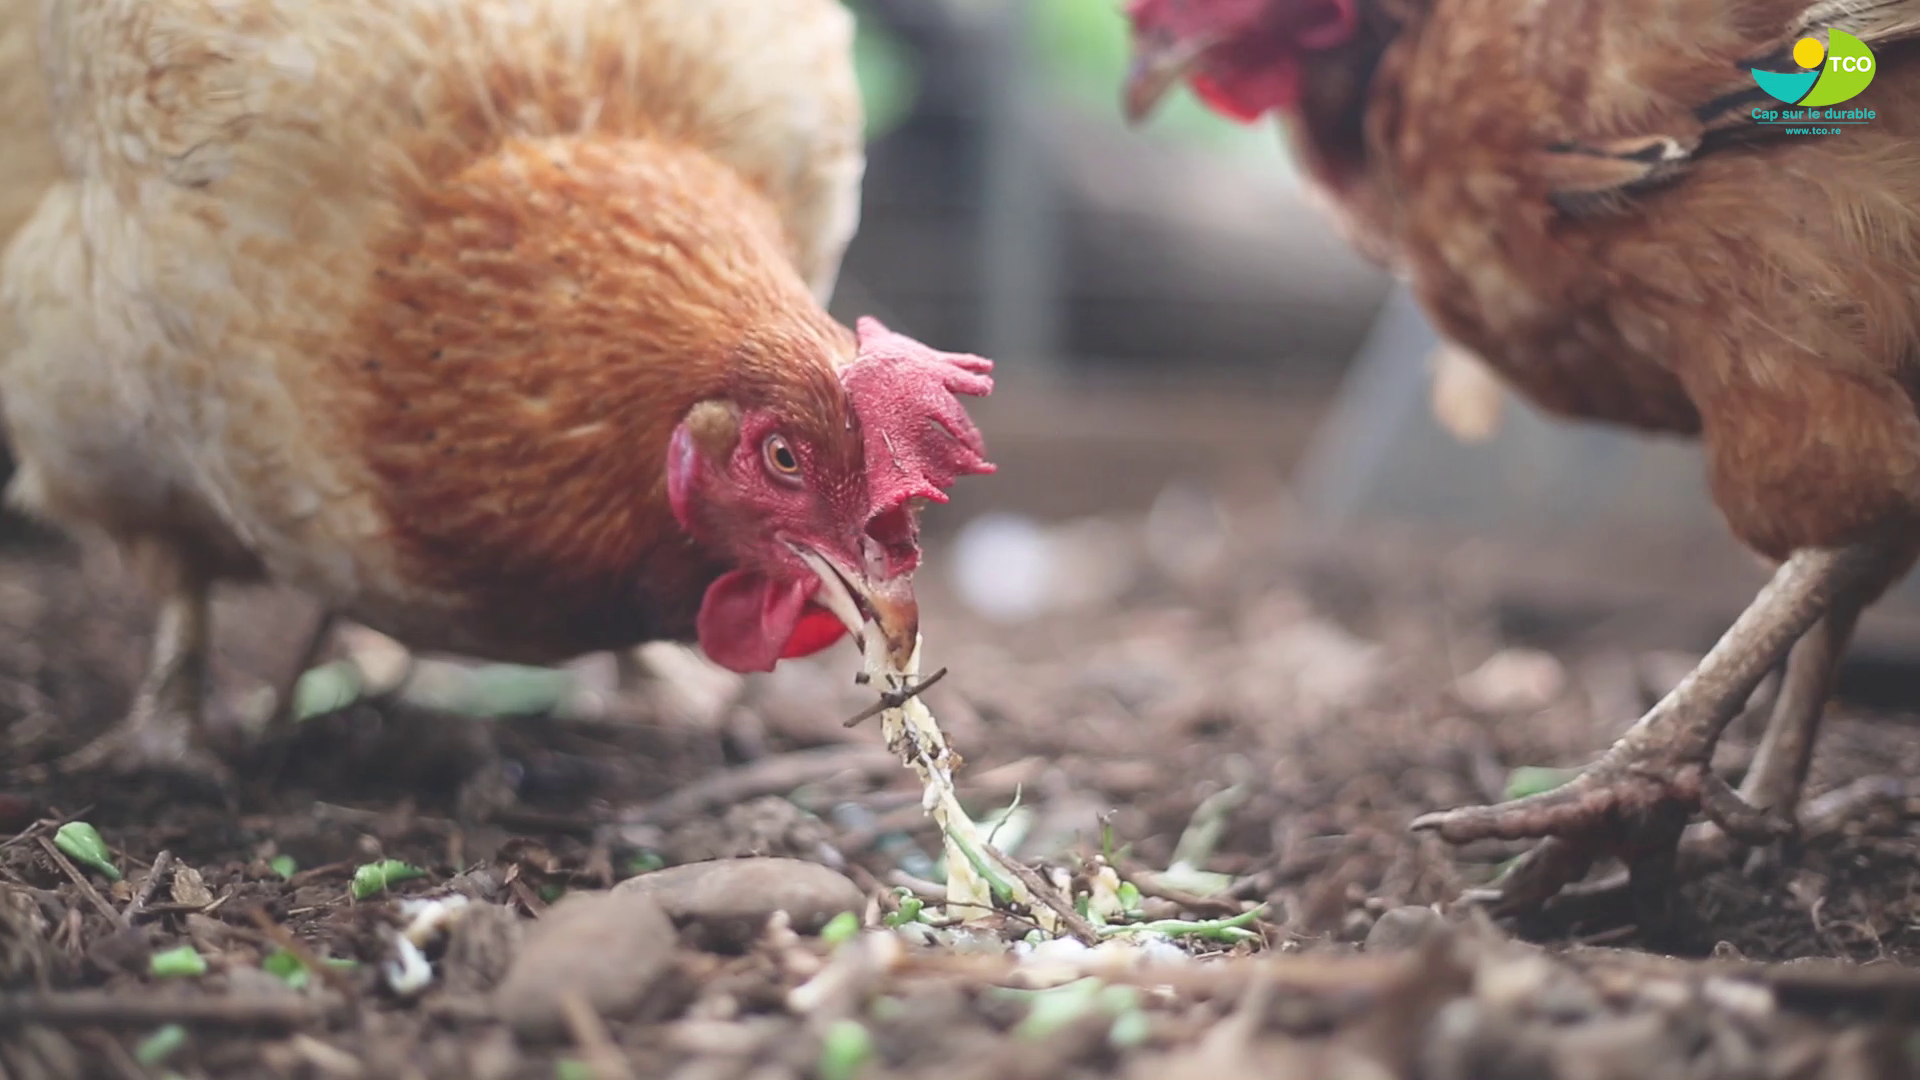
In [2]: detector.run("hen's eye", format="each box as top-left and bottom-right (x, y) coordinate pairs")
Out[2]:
(763, 434), (801, 478)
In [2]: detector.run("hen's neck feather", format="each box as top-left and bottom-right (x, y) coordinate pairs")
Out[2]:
(345, 135), (850, 660)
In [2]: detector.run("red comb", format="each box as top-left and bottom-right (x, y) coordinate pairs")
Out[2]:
(841, 317), (996, 523)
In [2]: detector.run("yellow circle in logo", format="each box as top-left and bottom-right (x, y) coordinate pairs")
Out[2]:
(1792, 36), (1826, 69)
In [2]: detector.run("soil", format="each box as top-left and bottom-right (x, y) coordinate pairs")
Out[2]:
(3, 493), (1920, 1080)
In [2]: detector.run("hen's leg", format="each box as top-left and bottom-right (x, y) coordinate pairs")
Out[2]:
(1664, 604), (1858, 876)
(1413, 535), (1899, 919)
(56, 542), (232, 796)
(1737, 603), (1859, 817)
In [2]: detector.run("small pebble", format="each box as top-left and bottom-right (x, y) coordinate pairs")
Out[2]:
(614, 857), (863, 952)
(442, 902), (523, 996)
(1364, 905), (1447, 953)
(492, 890), (676, 1040)
(1475, 953), (1556, 1011)
(1454, 648), (1565, 713)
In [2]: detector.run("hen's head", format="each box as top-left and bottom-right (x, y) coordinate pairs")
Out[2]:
(669, 317), (994, 674)
(1122, 0), (1360, 123)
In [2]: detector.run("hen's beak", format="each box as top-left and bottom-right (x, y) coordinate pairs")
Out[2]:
(796, 549), (921, 669)
(1124, 34), (1211, 125)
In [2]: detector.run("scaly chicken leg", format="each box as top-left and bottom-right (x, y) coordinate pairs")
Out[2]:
(1738, 606), (1861, 818)
(1412, 533), (1904, 922)
(54, 542), (232, 796)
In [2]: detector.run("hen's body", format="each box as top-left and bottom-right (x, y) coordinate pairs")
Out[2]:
(1127, 0), (1920, 917)
(1317, 0), (1920, 564)
(1306, 0), (1920, 912)
(0, 0), (943, 794)
(1, 0), (862, 663)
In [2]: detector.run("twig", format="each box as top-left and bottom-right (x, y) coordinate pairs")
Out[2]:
(285, 861), (356, 887)
(558, 990), (638, 1080)
(487, 808), (605, 835)
(77, 1030), (148, 1080)
(0, 991), (340, 1028)
(35, 836), (127, 930)
(633, 745), (898, 826)
(247, 908), (357, 998)
(843, 668), (949, 729)
(885, 871), (945, 902)
(1118, 859), (1249, 919)
(509, 877), (548, 919)
(0, 804), (92, 853)
(985, 847), (1100, 945)
(128, 850), (175, 921)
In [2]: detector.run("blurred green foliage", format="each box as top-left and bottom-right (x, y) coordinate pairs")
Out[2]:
(846, 1), (919, 141)
(1027, 0), (1262, 147)
(846, 0), (1287, 165)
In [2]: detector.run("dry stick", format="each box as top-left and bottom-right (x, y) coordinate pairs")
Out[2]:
(285, 860), (357, 888)
(128, 850), (175, 921)
(558, 990), (638, 1080)
(79, 1029), (150, 1080)
(247, 908), (358, 998)
(984, 847), (1100, 945)
(636, 744), (899, 826)
(842, 668), (949, 729)
(508, 877), (549, 919)
(35, 836), (127, 931)
(1118, 859), (1249, 919)
(0, 804), (93, 853)
(0, 991), (340, 1028)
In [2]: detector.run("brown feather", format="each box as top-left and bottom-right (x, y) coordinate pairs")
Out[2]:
(347, 137), (851, 659)
(1295, 0), (1920, 559)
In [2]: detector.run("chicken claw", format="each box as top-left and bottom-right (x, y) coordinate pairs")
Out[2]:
(1413, 535), (1903, 922)
(54, 574), (234, 802)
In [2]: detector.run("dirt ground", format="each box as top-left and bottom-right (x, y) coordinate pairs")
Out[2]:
(3, 494), (1920, 1080)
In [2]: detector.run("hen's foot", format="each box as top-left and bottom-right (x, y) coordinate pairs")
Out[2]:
(1414, 538), (1899, 921)
(53, 701), (235, 802)
(50, 567), (232, 803)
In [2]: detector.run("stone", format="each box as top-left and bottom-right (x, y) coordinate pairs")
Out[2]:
(614, 857), (864, 951)
(492, 889), (675, 1040)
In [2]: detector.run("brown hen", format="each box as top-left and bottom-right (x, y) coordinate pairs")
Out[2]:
(0, 0), (994, 794)
(1125, 0), (1920, 919)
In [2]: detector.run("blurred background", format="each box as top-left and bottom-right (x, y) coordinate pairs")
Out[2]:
(826, 0), (1920, 673)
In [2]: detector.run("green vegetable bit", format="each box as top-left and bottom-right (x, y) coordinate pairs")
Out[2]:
(820, 910), (861, 946)
(817, 1019), (873, 1080)
(882, 893), (924, 928)
(292, 660), (364, 722)
(261, 948), (354, 989)
(53, 822), (121, 882)
(269, 855), (298, 880)
(149, 945), (208, 978)
(1504, 765), (1583, 800)
(1098, 905), (1267, 943)
(133, 1024), (188, 1066)
(350, 859), (426, 900)
(554, 1061), (595, 1080)
(1108, 1009), (1152, 1049)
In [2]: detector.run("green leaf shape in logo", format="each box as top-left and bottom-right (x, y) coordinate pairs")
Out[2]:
(1801, 30), (1876, 107)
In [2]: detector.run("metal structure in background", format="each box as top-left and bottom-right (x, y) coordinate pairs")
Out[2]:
(1294, 285), (1716, 536)
(975, 0), (1061, 382)
(833, 0), (1382, 390)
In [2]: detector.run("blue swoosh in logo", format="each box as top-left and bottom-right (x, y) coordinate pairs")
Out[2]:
(1752, 68), (1820, 102)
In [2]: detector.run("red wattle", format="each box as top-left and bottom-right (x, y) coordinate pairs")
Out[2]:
(695, 570), (849, 672)
(781, 607), (850, 659)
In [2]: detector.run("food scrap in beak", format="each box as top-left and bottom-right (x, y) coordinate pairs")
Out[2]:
(795, 549), (921, 669)
(1123, 33), (1211, 125)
